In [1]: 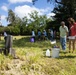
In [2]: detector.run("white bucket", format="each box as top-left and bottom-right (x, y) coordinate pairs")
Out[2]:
(51, 48), (60, 58)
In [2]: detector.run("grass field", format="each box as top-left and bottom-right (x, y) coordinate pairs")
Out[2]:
(0, 36), (76, 75)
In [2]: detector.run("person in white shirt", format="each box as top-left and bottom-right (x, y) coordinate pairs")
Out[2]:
(59, 21), (68, 51)
(32, 29), (35, 41)
(4, 31), (7, 44)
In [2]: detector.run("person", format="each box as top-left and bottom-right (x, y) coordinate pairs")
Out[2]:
(4, 30), (7, 44)
(31, 29), (35, 42)
(47, 29), (51, 40)
(42, 30), (47, 40)
(59, 21), (68, 52)
(68, 18), (76, 53)
(37, 30), (41, 40)
(3, 30), (8, 55)
(53, 30), (56, 40)
(50, 29), (54, 41)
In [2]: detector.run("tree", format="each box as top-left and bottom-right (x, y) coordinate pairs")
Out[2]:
(7, 9), (16, 25)
(58, 0), (76, 18)
(28, 11), (48, 32)
(53, 5), (69, 21)
(33, 0), (76, 18)
(32, 0), (62, 4)
(20, 16), (28, 35)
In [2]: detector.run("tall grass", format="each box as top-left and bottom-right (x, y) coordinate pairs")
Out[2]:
(0, 36), (76, 75)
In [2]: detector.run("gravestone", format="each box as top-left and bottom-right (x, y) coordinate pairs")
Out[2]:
(4, 35), (16, 57)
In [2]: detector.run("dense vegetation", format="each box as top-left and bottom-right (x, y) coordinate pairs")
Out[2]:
(33, 0), (76, 19)
(0, 10), (52, 35)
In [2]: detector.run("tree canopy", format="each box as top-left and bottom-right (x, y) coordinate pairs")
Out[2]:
(33, 0), (76, 18)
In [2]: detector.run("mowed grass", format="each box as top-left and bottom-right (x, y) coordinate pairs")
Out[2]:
(0, 36), (76, 75)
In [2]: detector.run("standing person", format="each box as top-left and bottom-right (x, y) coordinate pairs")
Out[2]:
(32, 29), (35, 42)
(59, 21), (68, 52)
(4, 30), (8, 55)
(47, 29), (51, 40)
(53, 30), (56, 40)
(42, 30), (47, 40)
(68, 18), (76, 53)
(37, 30), (41, 41)
(50, 29), (54, 41)
(4, 30), (7, 44)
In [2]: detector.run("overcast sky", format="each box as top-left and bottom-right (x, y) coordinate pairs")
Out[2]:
(0, 0), (55, 26)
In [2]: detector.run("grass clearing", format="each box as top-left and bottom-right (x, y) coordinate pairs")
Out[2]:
(0, 36), (76, 75)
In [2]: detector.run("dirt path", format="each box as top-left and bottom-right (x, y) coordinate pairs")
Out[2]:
(1, 59), (25, 75)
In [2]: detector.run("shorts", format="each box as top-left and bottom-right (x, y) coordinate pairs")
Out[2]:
(68, 36), (76, 39)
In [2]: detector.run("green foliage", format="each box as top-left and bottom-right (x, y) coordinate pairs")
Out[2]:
(0, 27), (4, 34)
(53, 5), (69, 22)
(11, 26), (20, 35)
(52, 0), (76, 21)
(5, 10), (50, 35)
(6, 9), (16, 24)
(28, 11), (47, 31)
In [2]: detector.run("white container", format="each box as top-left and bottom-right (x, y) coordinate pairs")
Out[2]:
(50, 40), (56, 44)
(46, 49), (50, 57)
(52, 48), (60, 58)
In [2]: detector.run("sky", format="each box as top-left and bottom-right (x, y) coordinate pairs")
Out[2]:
(0, 0), (55, 26)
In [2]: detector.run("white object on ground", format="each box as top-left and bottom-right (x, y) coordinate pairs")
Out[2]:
(46, 49), (50, 57)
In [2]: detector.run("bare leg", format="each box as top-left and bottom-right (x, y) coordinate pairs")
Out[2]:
(75, 37), (76, 49)
(72, 39), (75, 53)
(69, 39), (71, 53)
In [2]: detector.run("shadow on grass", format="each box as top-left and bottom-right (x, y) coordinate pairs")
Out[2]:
(58, 54), (76, 59)
(43, 48), (51, 51)
(44, 55), (76, 59)
(13, 36), (31, 47)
